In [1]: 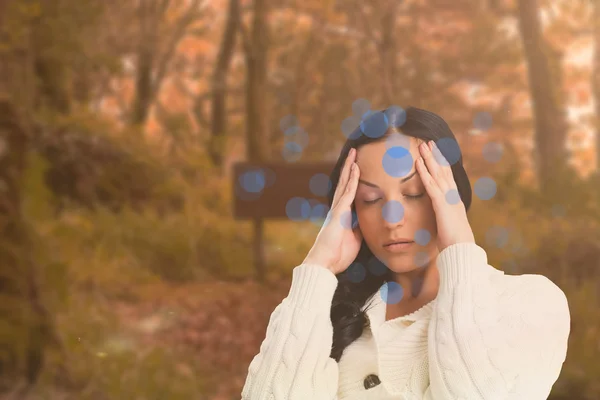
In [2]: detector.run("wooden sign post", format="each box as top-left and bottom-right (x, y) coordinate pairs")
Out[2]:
(232, 161), (336, 282)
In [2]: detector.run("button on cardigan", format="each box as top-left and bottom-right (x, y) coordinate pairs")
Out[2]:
(241, 242), (571, 400)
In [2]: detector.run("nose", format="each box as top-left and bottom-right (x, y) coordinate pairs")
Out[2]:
(381, 200), (406, 228)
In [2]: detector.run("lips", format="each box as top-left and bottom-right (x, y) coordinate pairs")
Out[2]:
(383, 240), (415, 252)
(384, 239), (414, 247)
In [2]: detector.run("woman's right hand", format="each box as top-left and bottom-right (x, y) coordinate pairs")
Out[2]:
(302, 147), (363, 275)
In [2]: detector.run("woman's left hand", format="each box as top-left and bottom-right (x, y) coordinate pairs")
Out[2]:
(415, 140), (475, 251)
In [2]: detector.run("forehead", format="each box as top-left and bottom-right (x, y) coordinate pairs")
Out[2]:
(355, 134), (423, 175)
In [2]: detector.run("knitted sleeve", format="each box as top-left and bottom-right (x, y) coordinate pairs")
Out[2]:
(241, 263), (340, 400)
(424, 243), (570, 400)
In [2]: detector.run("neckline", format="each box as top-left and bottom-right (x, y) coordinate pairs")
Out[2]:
(384, 298), (436, 322)
(363, 285), (437, 330)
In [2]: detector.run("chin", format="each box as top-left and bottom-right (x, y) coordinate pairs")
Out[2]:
(384, 260), (422, 274)
(374, 253), (412, 272)
(377, 249), (434, 273)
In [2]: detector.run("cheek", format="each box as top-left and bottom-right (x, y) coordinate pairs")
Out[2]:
(355, 207), (380, 239)
(355, 206), (372, 226)
(415, 204), (437, 234)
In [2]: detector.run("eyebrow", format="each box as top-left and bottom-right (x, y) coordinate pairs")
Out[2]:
(358, 170), (418, 188)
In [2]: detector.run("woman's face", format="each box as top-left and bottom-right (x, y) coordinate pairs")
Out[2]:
(354, 135), (439, 273)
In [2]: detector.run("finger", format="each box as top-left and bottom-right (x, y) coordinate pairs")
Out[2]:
(338, 162), (360, 210)
(420, 141), (446, 187)
(332, 148), (356, 208)
(332, 148), (355, 207)
(430, 141), (455, 183)
(416, 156), (442, 200)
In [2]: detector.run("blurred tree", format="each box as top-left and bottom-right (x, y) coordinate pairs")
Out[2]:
(20, 0), (184, 214)
(517, 0), (570, 196)
(208, 0), (241, 172)
(592, 0), (600, 172)
(0, 97), (51, 392)
(240, 0), (271, 164)
(130, 0), (209, 127)
(240, 0), (272, 282)
(0, 1), (59, 391)
(354, 0), (400, 105)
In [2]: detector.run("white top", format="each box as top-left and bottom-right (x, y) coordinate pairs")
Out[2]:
(241, 243), (571, 400)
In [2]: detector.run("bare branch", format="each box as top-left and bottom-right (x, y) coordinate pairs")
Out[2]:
(147, 0), (160, 17)
(567, 28), (593, 35)
(111, 80), (130, 117)
(158, 0), (171, 16)
(193, 95), (210, 129)
(153, 98), (170, 122)
(356, 3), (380, 47)
(190, 84), (244, 130)
(151, 0), (206, 100)
(173, 79), (196, 98)
(238, 19), (253, 57)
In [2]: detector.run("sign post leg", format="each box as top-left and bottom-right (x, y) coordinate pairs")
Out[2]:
(253, 217), (266, 283)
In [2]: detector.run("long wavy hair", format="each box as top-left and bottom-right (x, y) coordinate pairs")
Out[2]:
(328, 106), (473, 362)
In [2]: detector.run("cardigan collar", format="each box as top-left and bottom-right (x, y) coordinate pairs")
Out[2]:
(362, 283), (437, 331)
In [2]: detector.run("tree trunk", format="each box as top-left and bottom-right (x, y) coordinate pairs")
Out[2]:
(0, 99), (44, 391)
(131, 46), (155, 126)
(0, 2), (73, 391)
(592, 0), (600, 175)
(0, 1), (47, 390)
(31, 1), (71, 115)
(209, 0), (240, 172)
(131, 0), (202, 127)
(290, 32), (315, 126)
(516, 0), (569, 196)
(379, 0), (398, 105)
(244, 0), (270, 283)
(244, 0), (270, 164)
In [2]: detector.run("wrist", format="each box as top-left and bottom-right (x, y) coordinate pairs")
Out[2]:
(302, 256), (335, 273)
(438, 238), (476, 252)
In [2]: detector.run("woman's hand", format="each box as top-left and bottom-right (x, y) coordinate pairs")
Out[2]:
(302, 148), (363, 275)
(416, 140), (475, 251)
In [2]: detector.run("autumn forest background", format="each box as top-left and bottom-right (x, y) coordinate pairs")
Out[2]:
(1, 0), (600, 399)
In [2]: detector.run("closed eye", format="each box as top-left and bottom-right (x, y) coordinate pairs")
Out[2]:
(363, 193), (425, 205)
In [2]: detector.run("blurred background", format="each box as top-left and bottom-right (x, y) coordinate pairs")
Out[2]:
(0, 0), (599, 398)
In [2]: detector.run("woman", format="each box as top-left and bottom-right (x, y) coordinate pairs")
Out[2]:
(241, 106), (570, 400)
